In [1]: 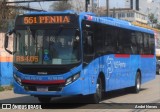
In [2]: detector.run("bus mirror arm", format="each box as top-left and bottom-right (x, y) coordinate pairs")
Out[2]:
(83, 61), (88, 67)
(4, 34), (9, 49)
(5, 48), (12, 55)
(4, 29), (16, 55)
(4, 34), (13, 55)
(83, 61), (88, 64)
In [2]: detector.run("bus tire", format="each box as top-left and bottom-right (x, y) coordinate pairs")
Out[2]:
(38, 97), (51, 103)
(92, 77), (102, 103)
(133, 72), (141, 93)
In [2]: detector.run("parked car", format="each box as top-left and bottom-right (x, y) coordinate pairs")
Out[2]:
(156, 60), (160, 75)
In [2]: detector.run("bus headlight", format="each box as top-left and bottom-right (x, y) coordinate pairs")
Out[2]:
(65, 73), (80, 86)
(13, 74), (22, 85)
(65, 77), (72, 86)
(73, 73), (80, 81)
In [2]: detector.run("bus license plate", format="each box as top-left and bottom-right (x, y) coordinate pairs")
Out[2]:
(37, 86), (48, 92)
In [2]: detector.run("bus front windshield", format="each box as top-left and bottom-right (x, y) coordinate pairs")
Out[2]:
(14, 28), (81, 65)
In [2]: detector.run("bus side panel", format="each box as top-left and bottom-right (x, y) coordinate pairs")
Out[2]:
(103, 54), (134, 91)
(103, 55), (119, 91)
(114, 54), (131, 89)
(89, 58), (100, 94)
(129, 55), (140, 87)
(82, 58), (101, 95)
(81, 70), (90, 95)
(140, 56), (156, 84)
(82, 54), (156, 94)
(81, 66), (91, 95)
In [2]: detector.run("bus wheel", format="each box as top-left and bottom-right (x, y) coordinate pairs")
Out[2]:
(133, 72), (141, 93)
(92, 77), (102, 103)
(38, 97), (51, 103)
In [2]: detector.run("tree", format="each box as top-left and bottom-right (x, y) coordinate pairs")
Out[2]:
(156, 23), (160, 30)
(50, 0), (72, 11)
(0, 2), (19, 32)
(50, 0), (86, 12)
(71, 0), (85, 12)
(148, 13), (158, 27)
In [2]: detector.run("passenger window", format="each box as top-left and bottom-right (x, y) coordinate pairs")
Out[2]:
(136, 32), (144, 54)
(94, 23), (104, 54)
(84, 31), (94, 55)
(104, 26), (117, 54)
(131, 32), (138, 54)
(149, 35), (155, 54)
(118, 29), (132, 54)
(143, 33), (150, 54)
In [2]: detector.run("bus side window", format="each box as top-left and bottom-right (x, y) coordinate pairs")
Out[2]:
(149, 35), (155, 54)
(104, 26), (117, 54)
(131, 32), (138, 54)
(117, 29), (133, 54)
(117, 29), (126, 54)
(143, 33), (150, 54)
(123, 31), (132, 54)
(84, 31), (94, 55)
(136, 32), (144, 54)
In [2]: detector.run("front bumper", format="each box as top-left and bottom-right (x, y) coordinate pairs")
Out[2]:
(13, 77), (83, 96)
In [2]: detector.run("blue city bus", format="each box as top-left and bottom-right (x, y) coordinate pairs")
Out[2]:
(4, 11), (156, 103)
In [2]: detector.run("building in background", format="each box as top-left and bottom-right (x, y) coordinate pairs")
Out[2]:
(109, 8), (147, 24)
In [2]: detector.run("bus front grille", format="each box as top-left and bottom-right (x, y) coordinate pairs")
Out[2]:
(24, 84), (64, 92)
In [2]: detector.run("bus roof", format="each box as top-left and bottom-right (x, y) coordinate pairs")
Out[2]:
(81, 13), (154, 34)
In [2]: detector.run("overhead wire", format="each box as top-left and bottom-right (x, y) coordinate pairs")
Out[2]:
(39, 2), (44, 11)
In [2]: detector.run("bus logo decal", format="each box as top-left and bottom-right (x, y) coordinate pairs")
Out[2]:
(43, 49), (50, 61)
(106, 56), (114, 79)
(106, 56), (127, 79)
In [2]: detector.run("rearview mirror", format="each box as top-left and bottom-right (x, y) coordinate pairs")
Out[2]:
(4, 29), (15, 55)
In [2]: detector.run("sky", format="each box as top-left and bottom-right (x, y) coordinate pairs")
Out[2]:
(99, 0), (125, 8)
(7, 0), (54, 11)
(9, 0), (126, 11)
(8, 0), (160, 16)
(20, 1), (54, 11)
(28, 2), (54, 11)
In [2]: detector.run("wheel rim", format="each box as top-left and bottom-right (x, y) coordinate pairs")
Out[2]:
(96, 83), (100, 97)
(159, 69), (160, 74)
(96, 78), (102, 101)
(136, 76), (140, 91)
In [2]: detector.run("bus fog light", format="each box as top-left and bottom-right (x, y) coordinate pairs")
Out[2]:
(65, 73), (80, 86)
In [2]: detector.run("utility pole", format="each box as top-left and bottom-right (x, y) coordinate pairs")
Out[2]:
(92, 0), (94, 12)
(106, 0), (109, 16)
(85, 0), (90, 12)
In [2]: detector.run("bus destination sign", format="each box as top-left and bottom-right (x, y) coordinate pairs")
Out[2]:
(23, 15), (70, 25)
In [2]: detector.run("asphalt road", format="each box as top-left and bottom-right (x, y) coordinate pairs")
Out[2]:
(0, 75), (160, 112)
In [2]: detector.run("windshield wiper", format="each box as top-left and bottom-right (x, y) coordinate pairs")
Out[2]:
(54, 25), (64, 37)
